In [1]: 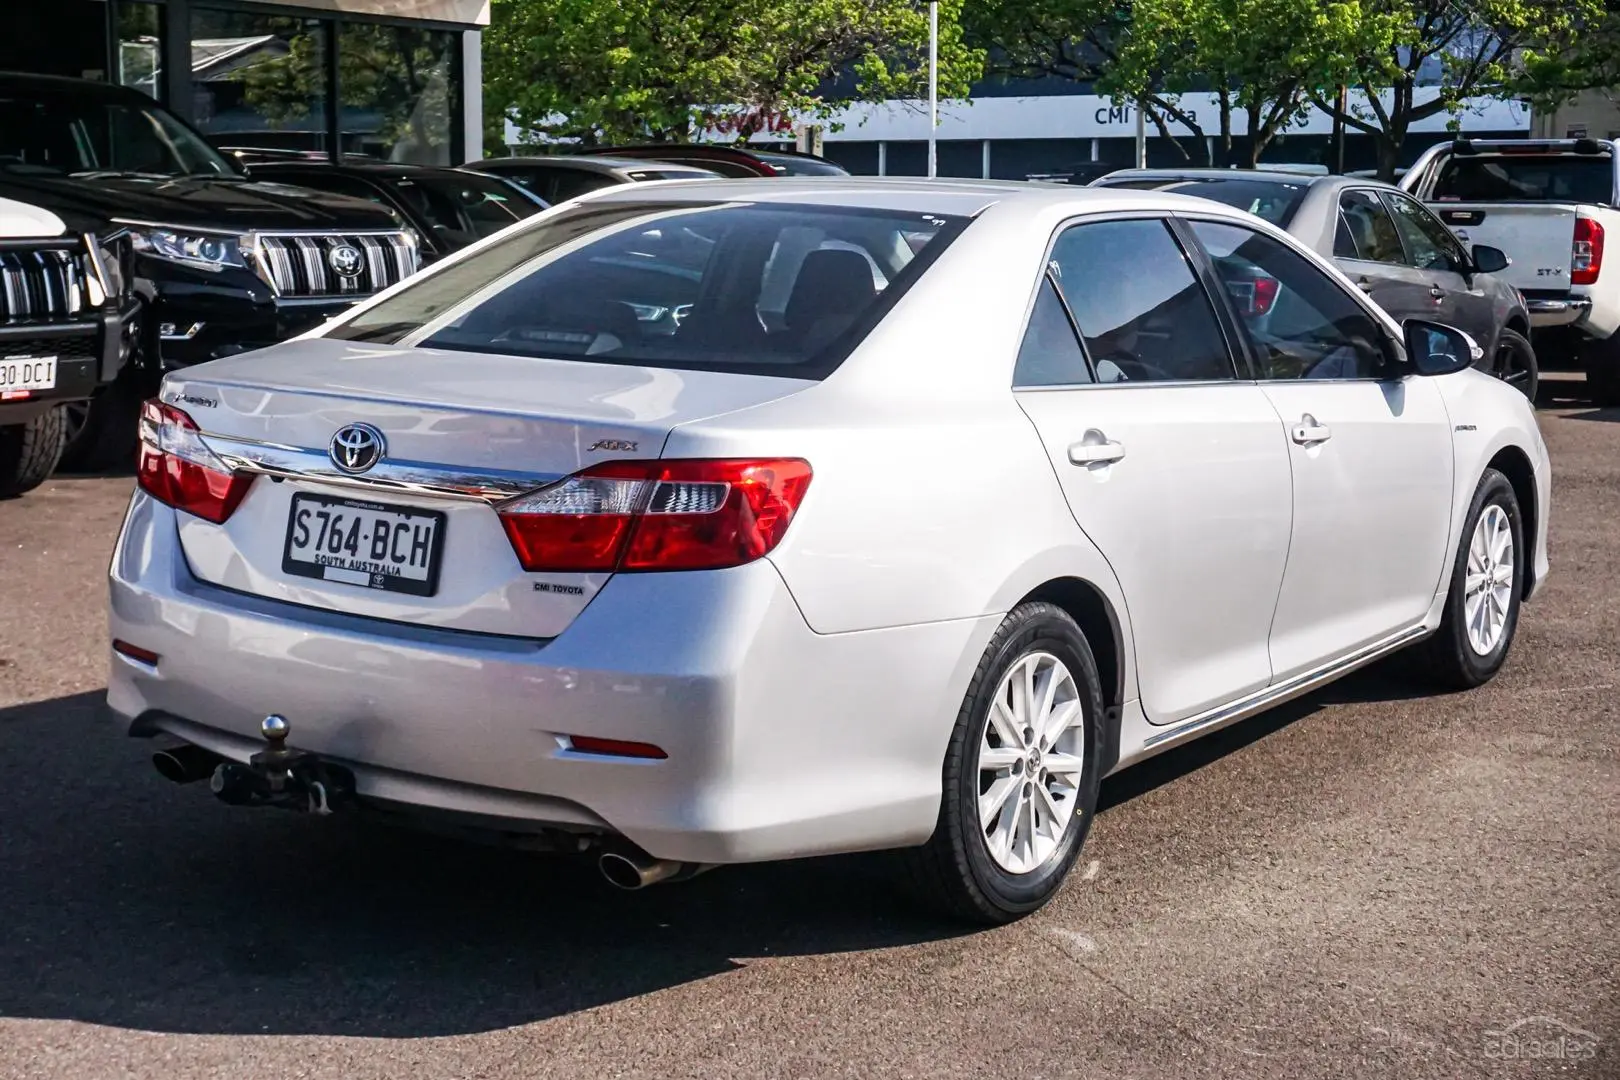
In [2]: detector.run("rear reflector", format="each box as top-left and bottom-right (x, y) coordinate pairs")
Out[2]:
(498, 458), (812, 573)
(137, 400), (252, 524)
(1573, 217), (1604, 286)
(566, 735), (668, 759)
(112, 639), (160, 665)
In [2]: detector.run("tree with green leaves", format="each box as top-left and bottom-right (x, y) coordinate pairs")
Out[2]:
(1102, 0), (1377, 166)
(966, 0), (1370, 166)
(1310, 0), (1603, 179)
(484, 0), (982, 149)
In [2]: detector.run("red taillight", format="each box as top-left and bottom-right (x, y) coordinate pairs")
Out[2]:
(498, 458), (812, 573)
(136, 400), (252, 524)
(112, 639), (160, 665)
(566, 735), (668, 759)
(1573, 217), (1604, 285)
(1251, 275), (1280, 315)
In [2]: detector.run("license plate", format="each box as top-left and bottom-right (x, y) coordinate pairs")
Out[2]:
(282, 493), (447, 597)
(0, 356), (56, 393)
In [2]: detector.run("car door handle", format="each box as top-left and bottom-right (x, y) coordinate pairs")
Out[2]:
(1291, 414), (1332, 446)
(1429, 285), (1446, 299)
(1068, 432), (1126, 466)
(1356, 277), (1375, 293)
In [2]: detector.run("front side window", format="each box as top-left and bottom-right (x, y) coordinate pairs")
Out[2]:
(1337, 190), (1405, 264)
(1046, 218), (1235, 383)
(1385, 193), (1466, 273)
(1188, 219), (1393, 381)
(327, 200), (964, 379)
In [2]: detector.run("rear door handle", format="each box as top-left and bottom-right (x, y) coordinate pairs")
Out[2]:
(1068, 431), (1126, 466)
(1291, 414), (1332, 446)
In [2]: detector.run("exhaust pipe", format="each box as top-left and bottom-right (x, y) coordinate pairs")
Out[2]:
(153, 743), (224, 784)
(597, 848), (714, 890)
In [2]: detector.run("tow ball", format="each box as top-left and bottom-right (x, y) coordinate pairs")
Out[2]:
(209, 715), (354, 815)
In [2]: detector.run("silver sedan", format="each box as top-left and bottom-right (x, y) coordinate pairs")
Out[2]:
(108, 179), (1550, 923)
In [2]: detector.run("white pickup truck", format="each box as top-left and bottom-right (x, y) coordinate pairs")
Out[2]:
(1403, 138), (1620, 404)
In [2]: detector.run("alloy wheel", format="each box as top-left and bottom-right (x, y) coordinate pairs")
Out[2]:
(1464, 503), (1515, 655)
(977, 651), (1085, 875)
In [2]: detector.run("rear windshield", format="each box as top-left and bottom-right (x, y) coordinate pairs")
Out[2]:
(1432, 155), (1613, 202)
(326, 200), (966, 379)
(1099, 177), (1306, 226)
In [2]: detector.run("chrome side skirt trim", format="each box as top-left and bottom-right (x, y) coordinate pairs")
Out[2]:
(201, 432), (559, 504)
(1142, 623), (1431, 752)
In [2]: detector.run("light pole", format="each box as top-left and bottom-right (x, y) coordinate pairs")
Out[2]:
(928, 0), (938, 178)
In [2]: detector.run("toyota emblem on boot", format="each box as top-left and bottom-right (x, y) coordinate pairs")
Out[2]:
(328, 243), (365, 279)
(329, 423), (386, 474)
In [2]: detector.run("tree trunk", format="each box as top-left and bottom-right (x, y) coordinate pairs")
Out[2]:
(1375, 136), (1401, 182)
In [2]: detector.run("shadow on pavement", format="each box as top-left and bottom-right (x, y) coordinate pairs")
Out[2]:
(0, 666), (1421, 1038)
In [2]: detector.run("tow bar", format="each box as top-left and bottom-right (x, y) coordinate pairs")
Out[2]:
(209, 715), (354, 815)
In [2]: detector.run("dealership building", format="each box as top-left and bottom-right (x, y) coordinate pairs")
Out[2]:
(0, 0), (487, 163)
(724, 82), (1532, 180)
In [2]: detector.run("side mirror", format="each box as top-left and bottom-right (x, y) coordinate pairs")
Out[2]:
(1471, 244), (1511, 275)
(1403, 319), (1482, 376)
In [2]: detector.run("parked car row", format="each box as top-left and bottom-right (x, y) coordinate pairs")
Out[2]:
(0, 70), (850, 499)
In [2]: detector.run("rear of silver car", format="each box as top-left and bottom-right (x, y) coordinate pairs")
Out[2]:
(107, 192), (971, 872)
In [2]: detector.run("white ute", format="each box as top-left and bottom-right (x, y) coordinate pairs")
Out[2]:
(1403, 138), (1620, 403)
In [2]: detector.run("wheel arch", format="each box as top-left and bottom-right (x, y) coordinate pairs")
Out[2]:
(1016, 576), (1127, 774)
(1486, 443), (1538, 586)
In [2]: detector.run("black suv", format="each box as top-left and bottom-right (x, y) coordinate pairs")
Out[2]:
(0, 73), (419, 468)
(0, 192), (134, 496)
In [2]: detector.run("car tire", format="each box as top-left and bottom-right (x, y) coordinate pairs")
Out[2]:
(1415, 468), (1524, 690)
(0, 405), (69, 499)
(905, 602), (1104, 925)
(56, 363), (156, 473)
(1493, 328), (1538, 403)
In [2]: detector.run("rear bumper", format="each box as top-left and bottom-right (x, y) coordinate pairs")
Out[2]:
(107, 490), (991, 864)
(1526, 295), (1592, 329)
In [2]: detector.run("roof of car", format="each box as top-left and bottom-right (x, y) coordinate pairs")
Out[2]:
(251, 161), (504, 183)
(575, 175), (1273, 220)
(1095, 168), (1400, 192)
(475, 155), (719, 176)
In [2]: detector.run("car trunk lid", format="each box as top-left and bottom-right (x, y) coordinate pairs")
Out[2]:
(160, 337), (812, 637)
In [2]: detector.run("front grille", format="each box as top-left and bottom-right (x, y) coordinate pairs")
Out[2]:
(0, 243), (90, 324)
(253, 232), (418, 298)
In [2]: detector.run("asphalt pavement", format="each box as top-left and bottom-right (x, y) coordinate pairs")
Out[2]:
(0, 376), (1615, 1079)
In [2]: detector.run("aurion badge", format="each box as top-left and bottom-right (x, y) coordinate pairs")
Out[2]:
(328, 243), (365, 279)
(329, 423), (386, 474)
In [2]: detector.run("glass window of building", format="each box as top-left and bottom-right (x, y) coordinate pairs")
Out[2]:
(190, 10), (329, 155)
(113, 2), (165, 102)
(339, 24), (459, 165)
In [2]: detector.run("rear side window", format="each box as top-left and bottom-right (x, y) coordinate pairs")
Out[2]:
(327, 201), (966, 379)
(1014, 277), (1092, 387)
(1338, 190), (1405, 264)
(1433, 155), (1612, 203)
(1047, 218), (1234, 383)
